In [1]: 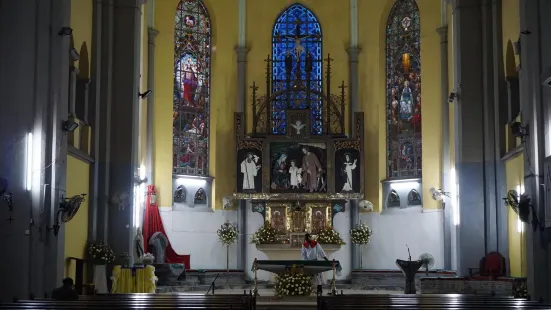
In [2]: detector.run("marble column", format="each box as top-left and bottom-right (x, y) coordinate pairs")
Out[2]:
(437, 24), (451, 270)
(88, 0), (104, 244)
(348, 0), (360, 271)
(146, 28), (159, 184)
(108, 0), (142, 256)
(236, 0), (248, 272)
(450, 0), (488, 276)
(96, 0), (115, 242)
(490, 0), (509, 263)
(519, 0), (549, 301)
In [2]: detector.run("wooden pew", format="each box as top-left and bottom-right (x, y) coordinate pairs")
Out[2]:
(317, 294), (550, 310)
(0, 293), (255, 310)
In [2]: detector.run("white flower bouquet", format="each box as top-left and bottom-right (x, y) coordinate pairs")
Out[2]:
(349, 222), (372, 245)
(250, 221), (279, 245)
(140, 253), (155, 265)
(274, 267), (313, 297)
(316, 226), (346, 245)
(217, 222), (238, 245)
(87, 241), (116, 265)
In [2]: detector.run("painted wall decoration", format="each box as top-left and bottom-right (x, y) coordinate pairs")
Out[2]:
(236, 148), (263, 193)
(334, 148), (361, 193)
(270, 142), (327, 193)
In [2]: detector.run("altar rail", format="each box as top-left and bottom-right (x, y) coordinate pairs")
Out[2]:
(420, 276), (526, 295)
(351, 269), (456, 291)
(317, 294), (549, 310)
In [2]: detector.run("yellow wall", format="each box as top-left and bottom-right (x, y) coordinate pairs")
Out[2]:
(140, 4), (149, 170)
(66, 0), (93, 281)
(70, 0), (93, 76)
(504, 153), (526, 277)
(154, 0), (238, 208)
(64, 155), (91, 280)
(365, 0), (442, 211)
(448, 2), (455, 182)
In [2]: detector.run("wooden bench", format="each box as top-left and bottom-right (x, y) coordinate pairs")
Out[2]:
(317, 294), (550, 310)
(0, 293), (255, 310)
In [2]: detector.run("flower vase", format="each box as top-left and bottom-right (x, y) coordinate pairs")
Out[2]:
(93, 264), (108, 294)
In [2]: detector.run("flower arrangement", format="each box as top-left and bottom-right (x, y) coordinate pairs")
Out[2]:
(217, 222), (239, 245)
(250, 221), (279, 245)
(87, 241), (116, 265)
(316, 226), (346, 245)
(513, 282), (528, 299)
(350, 222), (372, 245)
(274, 266), (313, 297)
(139, 253), (155, 265)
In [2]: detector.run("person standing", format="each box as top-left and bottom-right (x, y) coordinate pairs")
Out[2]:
(301, 233), (329, 295)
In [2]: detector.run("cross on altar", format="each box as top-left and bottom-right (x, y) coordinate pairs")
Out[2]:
(274, 19), (319, 60)
(6, 215), (13, 224)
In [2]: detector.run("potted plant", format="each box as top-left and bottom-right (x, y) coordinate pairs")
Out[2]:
(87, 241), (115, 294)
(250, 221), (279, 245)
(217, 222), (238, 273)
(274, 265), (313, 297)
(316, 226), (346, 245)
(349, 222), (372, 270)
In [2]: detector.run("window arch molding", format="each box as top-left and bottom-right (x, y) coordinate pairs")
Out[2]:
(173, 0), (212, 177)
(271, 3), (323, 135)
(385, 0), (422, 179)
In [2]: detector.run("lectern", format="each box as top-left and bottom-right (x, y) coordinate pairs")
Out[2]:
(396, 259), (423, 294)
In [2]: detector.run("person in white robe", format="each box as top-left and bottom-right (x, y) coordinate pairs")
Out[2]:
(301, 233), (329, 293)
(240, 153), (260, 190)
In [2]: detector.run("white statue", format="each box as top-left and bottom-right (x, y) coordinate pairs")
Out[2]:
(291, 120), (305, 135)
(134, 227), (145, 263)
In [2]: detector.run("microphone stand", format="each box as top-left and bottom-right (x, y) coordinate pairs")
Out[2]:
(206, 273), (220, 295)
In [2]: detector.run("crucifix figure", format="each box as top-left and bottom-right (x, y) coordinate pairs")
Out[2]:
(275, 19), (319, 63)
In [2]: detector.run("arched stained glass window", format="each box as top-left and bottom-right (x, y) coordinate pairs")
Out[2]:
(173, 0), (211, 176)
(385, 0), (421, 178)
(272, 4), (322, 135)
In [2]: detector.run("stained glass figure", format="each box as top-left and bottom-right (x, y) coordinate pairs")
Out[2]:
(272, 4), (322, 135)
(194, 188), (207, 204)
(386, 0), (421, 178)
(173, 0), (211, 176)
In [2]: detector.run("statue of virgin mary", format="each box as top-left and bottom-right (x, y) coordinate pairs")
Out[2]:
(134, 228), (145, 263)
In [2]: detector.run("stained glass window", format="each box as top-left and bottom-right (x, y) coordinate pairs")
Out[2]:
(385, 0), (422, 178)
(272, 4), (322, 135)
(173, 0), (211, 176)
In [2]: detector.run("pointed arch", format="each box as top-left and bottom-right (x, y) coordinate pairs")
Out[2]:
(173, 0), (212, 176)
(271, 3), (323, 135)
(385, 0), (421, 178)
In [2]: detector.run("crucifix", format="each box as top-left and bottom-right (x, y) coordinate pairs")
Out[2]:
(275, 18), (319, 61)
(6, 215), (14, 224)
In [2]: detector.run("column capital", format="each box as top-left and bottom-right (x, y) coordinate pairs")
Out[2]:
(436, 26), (448, 43)
(346, 46), (361, 62)
(148, 27), (159, 44)
(235, 46), (249, 61)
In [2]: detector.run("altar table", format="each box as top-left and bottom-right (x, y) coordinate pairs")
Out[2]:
(111, 265), (157, 293)
(252, 260), (342, 275)
(251, 259), (342, 295)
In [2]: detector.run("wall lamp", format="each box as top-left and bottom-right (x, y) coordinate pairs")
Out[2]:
(70, 48), (80, 61)
(448, 92), (458, 103)
(58, 27), (73, 36)
(62, 117), (79, 133)
(139, 90), (152, 99)
(510, 121), (529, 141)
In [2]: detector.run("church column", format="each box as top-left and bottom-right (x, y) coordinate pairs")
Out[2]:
(347, 0), (360, 271)
(519, 0), (549, 300)
(490, 0), (509, 265)
(146, 27), (159, 184)
(236, 0), (248, 272)
(108, 0), (142, 256)
(450, 0), (488, 276)
(437, 8), (451, 269)
(95, 0), (115, 242)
